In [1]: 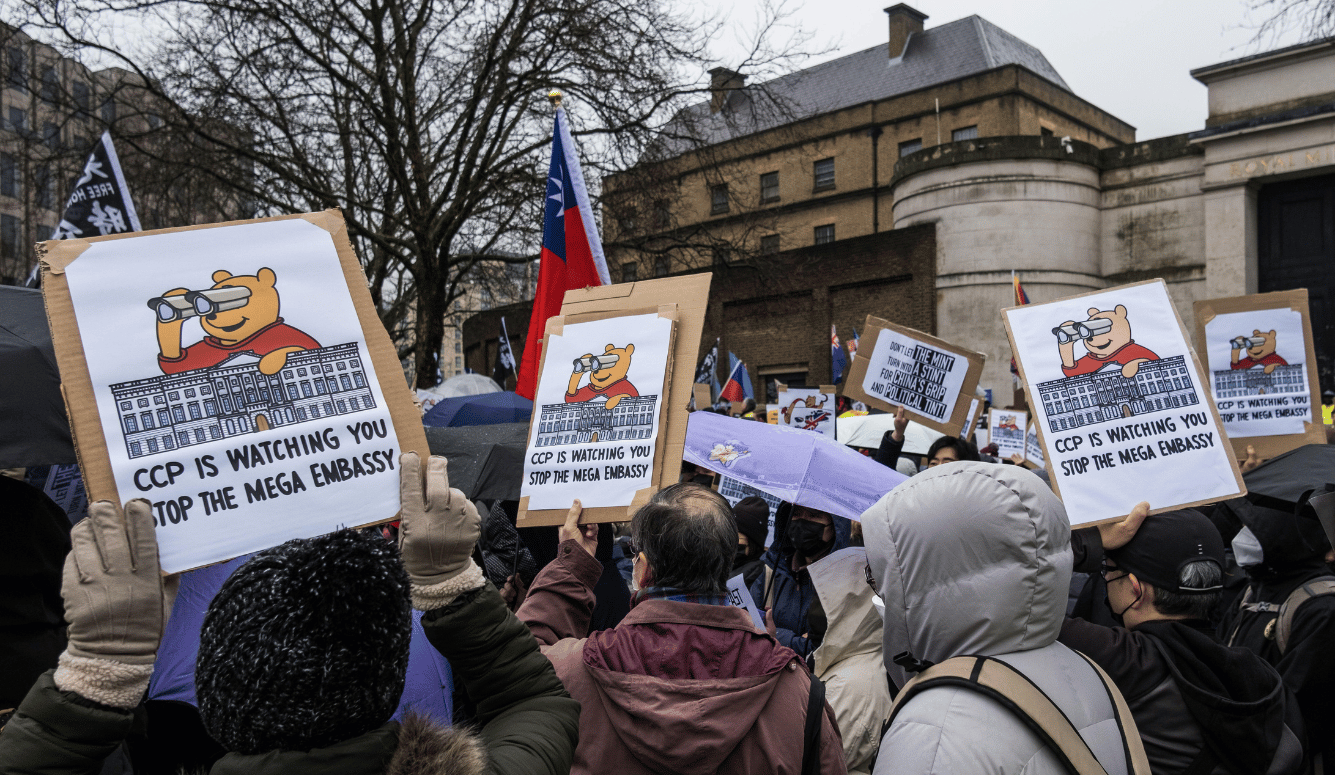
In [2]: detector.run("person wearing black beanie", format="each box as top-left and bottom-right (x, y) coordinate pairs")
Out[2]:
(731, 496), (769, 587)
(0, 453), (580, 775)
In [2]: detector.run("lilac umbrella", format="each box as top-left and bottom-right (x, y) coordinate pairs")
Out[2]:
(685, 411), (907, 520)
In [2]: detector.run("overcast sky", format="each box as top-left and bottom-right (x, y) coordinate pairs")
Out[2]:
(710, 0), (1310, 141)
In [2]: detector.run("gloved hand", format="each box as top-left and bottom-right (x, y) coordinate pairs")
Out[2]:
(54, 498), (177, 708)
(399, 451), (485, 610)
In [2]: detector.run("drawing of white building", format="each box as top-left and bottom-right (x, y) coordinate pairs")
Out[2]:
(1212, 363), (1305, 398)
(111, 343), (376, 459)
(534, 395), (658, 447)
(1037, 355), (1200, 433)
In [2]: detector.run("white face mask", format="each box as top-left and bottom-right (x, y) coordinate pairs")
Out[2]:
(1232, 526), (1264, 568)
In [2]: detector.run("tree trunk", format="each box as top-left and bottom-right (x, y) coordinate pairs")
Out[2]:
(413, 269), (447, 389)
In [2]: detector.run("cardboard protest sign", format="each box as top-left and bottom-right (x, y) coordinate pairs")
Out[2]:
(845, 316), (985, 436)
(1025, 420), (1045, 468)
(989, 409), (1028, 459)
(40, 211), (428, 573)
(1004, 279), (1244, 526)
(777, 384), (836, 437)
(518, 274), (710, 526)
(1193, 290), (1324, 459)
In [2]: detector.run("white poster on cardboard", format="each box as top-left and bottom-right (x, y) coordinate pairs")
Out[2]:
(1203, 309), (1312, 438)
(989, 409), (1028, 459)
(777, 386), (836, 438)
(718, 475), (782, 547)
(522, 314), (673, 511)
(861, 327), (969, 426)
(1005, 280), (1241, 524)
(727, 572), (766, 630)
(1025, 421), (1046, 468)
(62, 219), (402, 573)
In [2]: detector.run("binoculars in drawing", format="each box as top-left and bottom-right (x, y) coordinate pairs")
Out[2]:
(147, 287), (253, 323)
(573, 353), (620, 373)
(1052, 318), (1114, 344)
(1231, 336), (1263, 349)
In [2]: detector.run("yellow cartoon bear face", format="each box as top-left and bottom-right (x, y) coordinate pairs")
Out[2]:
(201, 268), (281, 344)
(589, 343), (634, 390)
(1083, 304), (1132, 357)
(1248, 329), (1278, 361)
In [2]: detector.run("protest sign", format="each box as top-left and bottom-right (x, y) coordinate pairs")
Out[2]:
(727, 573), (766, 631)
(692, 383), (711, 412)
(518, 274), (709, 526)
(40, 211), (428, 573)
(1193, 290), (1324, 459)
(777, 384), (836, 438)
(1025, 421), (1045, 468)
(1005, 279), (1243, 525)
(989, 409), (1028, 459)
(845, 316), (985, 436)
(718, 474), (782, 546)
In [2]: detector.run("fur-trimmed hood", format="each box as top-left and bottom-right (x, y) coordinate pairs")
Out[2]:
(206, 714), (486, 775)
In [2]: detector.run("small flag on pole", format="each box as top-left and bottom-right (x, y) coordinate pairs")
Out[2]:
(720, 352), (753, 403)
(493, 316), (517, 386)
(693, 338), (720, 407)
(831, 325), (848, 384)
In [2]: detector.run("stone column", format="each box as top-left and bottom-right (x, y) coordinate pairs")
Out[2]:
(1202, 183), (1258, 299)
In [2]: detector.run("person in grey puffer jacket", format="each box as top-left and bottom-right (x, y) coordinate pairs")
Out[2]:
(862, 462), (1138, 775)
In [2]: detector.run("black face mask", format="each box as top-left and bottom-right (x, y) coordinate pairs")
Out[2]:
(1101, 581), (1140, 628)
(787, 519), (831, 558)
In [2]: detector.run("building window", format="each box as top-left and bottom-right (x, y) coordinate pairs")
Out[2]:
(141, 412), (153, 429)
(813, 158), (835, 191)
(353, 372), (365, 387)
(8, 107), (26, 133)
(952, 125), (978, 142)
(0, 155), (17, 199)
(124, 415), (138, 433)
(1040, 127), (1054, 137)
(899, 138), (922, 157)
(340, 375), (353, 391)
(172, 406), (185, 423)
(454, 341), (461, 353)
(42, 121), (59, 150)
(1, 214), (19, 259)
(7, 47), (26, 93)
(72, 81), (89, 114)
(189, 403), (201, 419)
(35, 165), (53, 210)
(760, 171), (779, 203)
(454, 356), (462, 369)
(185, 388), (196, 398)
(100, 98), (116, 125)
(131, 441), (142, 456)
(39, 65), (58, 104)
(158, 409), (170, 425)
(654, 256), (670, 277)
(620, 261), (638, 283)
(712, 247), (733, 265)
(814, 224), (835, 245)
(710, 184), (729, 215)
(760, 234), (780, 256)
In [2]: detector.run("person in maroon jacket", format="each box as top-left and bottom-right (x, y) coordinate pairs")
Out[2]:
(517, 484), (846, 775)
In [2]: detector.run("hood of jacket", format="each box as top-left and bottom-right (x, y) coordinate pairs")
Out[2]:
(763, 501), (852, 571)
(861, 462), (1072, 688)
(578, 599), (802, 775)
(1219, 495), (1331, 582)
(1139, 619), (1299, 774)
(809, 547), (883, 675)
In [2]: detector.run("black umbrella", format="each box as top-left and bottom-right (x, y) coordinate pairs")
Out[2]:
(0, 287), (75, 469)
(424, 422), (529, 501)
(1242, 444), (1335, 512)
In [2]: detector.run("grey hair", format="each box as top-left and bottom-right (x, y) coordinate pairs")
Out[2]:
(1152, 560), (1222, 620)
(629, 483), (736, 595)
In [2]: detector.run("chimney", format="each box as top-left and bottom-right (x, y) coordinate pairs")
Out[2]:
(885, 3), (928, 59)
(709, 67), (746, 114)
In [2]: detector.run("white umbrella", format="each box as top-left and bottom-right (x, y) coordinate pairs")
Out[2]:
(432, 373), (503, 398)
(836, 413), (945, 455)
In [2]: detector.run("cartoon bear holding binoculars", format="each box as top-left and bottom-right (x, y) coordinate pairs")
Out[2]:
(1056, 304), (1160, 379)
(566, 343), (638, 409)
(153, 268), (320, 376)
(1229, 329), (1287, 374)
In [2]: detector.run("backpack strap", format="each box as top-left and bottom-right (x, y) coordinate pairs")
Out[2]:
(1226, 584), (1257, 647)
(1073, 651), (1153, 775)
(800, 671), (826, 775)
(886, 656), (1112, 775)
(1275, 577), (1335, 654)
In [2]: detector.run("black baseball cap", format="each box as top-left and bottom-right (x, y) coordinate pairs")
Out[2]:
(1107, 509), (1225, 594)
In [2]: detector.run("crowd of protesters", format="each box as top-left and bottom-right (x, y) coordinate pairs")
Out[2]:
(2, 400), (1335, 775)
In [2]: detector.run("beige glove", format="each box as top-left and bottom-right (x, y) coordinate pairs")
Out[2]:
(54, 498), (175, 708)
(399, 452), (485, 610)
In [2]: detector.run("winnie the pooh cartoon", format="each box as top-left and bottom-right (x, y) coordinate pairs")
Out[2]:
(567, 343), (638, 410)
(155, 268), (320, 376)
(1058, 304), (1160, 379)
(1230, 329), (1287, 374)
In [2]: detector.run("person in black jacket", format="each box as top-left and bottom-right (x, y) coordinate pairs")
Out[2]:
(731, 496), (770, 587)
(1060, 505), (1306, 775)
(1217, 491), (1335, 775)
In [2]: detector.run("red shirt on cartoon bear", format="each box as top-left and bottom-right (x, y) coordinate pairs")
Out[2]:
(1062, 342), (1160, 377)
(1231, 352), (1287, 370)
(158, 318), (320, 374)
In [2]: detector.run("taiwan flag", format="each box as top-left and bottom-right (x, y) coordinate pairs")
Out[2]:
(515, 106), (611, 399)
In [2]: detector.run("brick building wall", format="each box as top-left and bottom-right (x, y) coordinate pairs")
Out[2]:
(462, 222), (936, 401)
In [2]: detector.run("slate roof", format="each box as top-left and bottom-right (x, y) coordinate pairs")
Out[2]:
(657, 15), (1070, 154)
